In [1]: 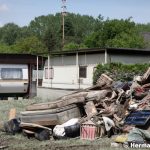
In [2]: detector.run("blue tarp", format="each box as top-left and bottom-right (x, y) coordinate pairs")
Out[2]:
(124, 110), (150, 125)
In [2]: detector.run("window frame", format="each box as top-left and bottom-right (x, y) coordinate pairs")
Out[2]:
(45, 67), (54, 79)
(79, 66), (87, 78)
(1, 68), (23, 80)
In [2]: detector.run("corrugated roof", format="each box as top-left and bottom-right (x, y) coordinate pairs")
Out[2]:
(49, 47), (150, 56)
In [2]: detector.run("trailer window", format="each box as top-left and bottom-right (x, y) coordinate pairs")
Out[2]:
(1, 68), (23, 79)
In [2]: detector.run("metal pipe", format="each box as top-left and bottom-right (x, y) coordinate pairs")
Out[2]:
(48, 55), (50, 86)
(36, 56), (39, 87)
(76, 52), (79, 89)
(85, 52), (87, 65)
(105, 49), (108, 64)
(62, 14), (65, 47)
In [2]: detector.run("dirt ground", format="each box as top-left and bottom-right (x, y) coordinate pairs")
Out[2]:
(0, 131), (120, 150)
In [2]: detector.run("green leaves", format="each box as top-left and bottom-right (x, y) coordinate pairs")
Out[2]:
(63, 42), (87, 50)
(43, 27), (60, 52)
(85, 18), (146, 49)
(0, 23), (21, 45)
(13, 36), (47, 54)
(0, 13), (149, 54)
(93, 63), (150, 85)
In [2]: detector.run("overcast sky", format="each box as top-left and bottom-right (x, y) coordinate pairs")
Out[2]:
(0, 0), (150, 27)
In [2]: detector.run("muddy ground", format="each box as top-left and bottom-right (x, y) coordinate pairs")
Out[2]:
(0, 132), (113, 150)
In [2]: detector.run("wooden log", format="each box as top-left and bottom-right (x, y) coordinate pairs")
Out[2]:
(142, 67), (150, 83)
(61, 92), (88, 100)
(26, 97), (85, 111)
(86, 90), (112, 102)
(96, 74), (113, 87)
(84, 101), (98, 117)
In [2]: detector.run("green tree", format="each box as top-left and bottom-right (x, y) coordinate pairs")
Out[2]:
(0, 23), (21, 45)
(43, 27), (59, 52)
(0, 44), (13, 53)
(63, 42), (87, 50)
(85, 18), (145, 48)
(13, 36), (47, 54)
(0, 13), (148, 54)
(107, 32), (145, 48)
(64, 18), (75, 36)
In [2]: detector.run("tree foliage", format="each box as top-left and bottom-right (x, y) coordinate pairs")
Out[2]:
(0, 23), (21, 45)
(13, 36), (47, 54)
(43, 26), (60, 52)
(0, 13), (149, 54)
(85, 18), (146, 48)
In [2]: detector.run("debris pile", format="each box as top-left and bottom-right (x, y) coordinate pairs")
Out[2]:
(2, 68), (150, 146)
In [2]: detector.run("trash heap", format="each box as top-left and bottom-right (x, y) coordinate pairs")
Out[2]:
(3, 67), (150, 144)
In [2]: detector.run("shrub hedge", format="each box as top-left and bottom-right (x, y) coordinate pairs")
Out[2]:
(93, 63), (150, 85)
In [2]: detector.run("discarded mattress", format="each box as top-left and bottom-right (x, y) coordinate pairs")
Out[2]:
(20, 104), (81, 126)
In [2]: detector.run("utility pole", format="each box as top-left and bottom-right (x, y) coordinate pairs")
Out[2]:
(61, 0), (67, 49)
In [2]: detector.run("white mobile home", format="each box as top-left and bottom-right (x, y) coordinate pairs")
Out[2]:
(41, 48), (150, 90)
(42, 52), (105, 89)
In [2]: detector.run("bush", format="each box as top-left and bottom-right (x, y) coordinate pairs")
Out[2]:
(93, 63), (150, 85)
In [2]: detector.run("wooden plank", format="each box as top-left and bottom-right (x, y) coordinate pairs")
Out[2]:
(20, 122), (52, 131)
(61, 92), (88, 100)
(9, 108), (16, 120)
(23, 129), (35, 134)
(86, 90), (112, 102)
(142, 67), (150, 83)
(26, 97), (85, 111)
(21, 104), (77, 116)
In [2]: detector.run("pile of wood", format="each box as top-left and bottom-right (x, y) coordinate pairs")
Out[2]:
(20, 74), (114, 125)
(3, 68), (150, 140)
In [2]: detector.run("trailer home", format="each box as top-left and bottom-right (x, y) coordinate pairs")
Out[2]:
(0, 54), (45, 98)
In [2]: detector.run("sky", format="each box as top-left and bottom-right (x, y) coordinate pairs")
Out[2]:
(0, 0), (150, 27)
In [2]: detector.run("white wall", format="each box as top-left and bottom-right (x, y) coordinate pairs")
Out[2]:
(42, 64), (96, 89)
(42, 53), (105, 89)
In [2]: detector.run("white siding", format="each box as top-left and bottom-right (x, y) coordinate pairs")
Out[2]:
(42, 65), (96, 89)
(42, 53), (105, 89)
